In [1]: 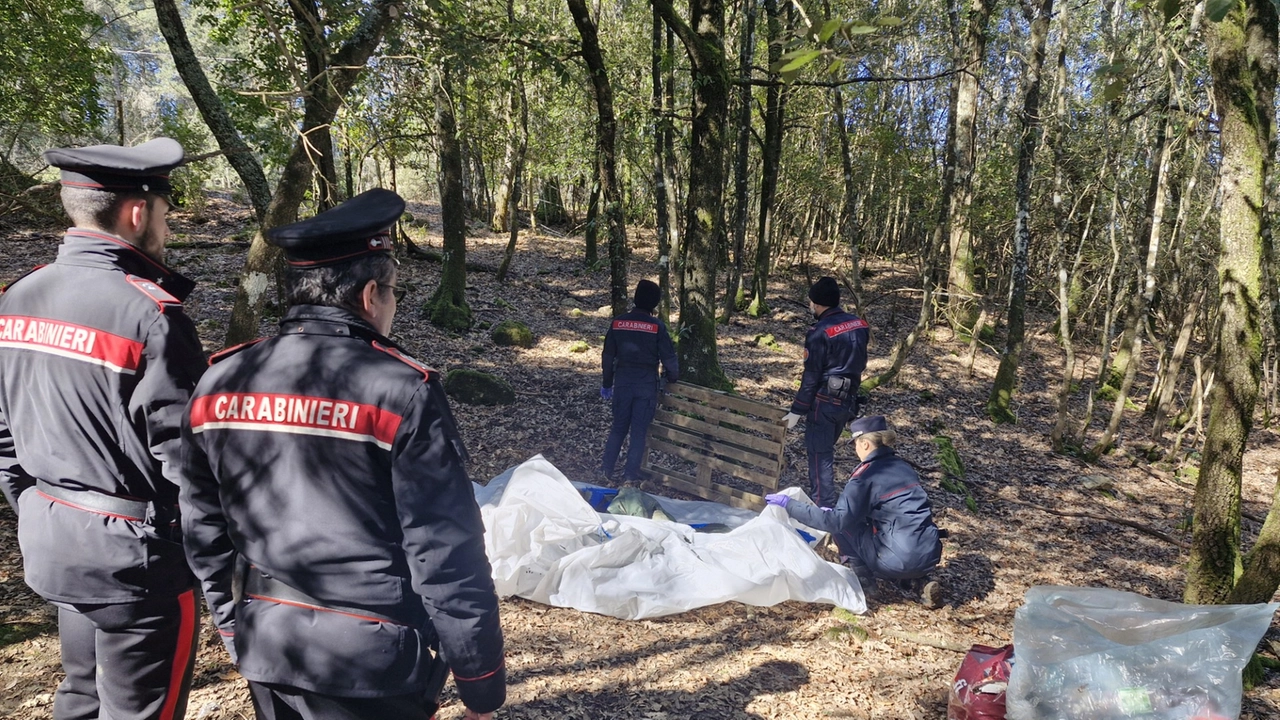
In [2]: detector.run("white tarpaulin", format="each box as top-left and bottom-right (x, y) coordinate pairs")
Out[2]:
(474, 455), (867, 620)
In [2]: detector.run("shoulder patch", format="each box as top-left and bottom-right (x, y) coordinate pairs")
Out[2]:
(372, 341), (437, 380)
(2, 265), (46, 294)
(210, 338), (265, 365)
(126, 275), (181, 309)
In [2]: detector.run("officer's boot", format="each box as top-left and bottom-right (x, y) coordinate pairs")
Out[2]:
(920, 579), (944, 610)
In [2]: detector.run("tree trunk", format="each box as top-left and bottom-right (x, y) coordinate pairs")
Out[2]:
(944, 0), (992, 332)
(653, 0), (731, 389)
(832, 88), (863, 309)
(747, 0), (784, 318)
(567, 0), (629, 316)
(1150, 292), (1203, 441)
(491, 86), (528, 234)
(495, 78), (528, 282)
(723, 0), (756, 320)
(425, 69), (472, 333)
(152, 0), (271, 220)
(652, 11), (675, 324)
(1186, 0), (1275, 605)
(221, 0), (399, 347)
(583, 170), (600, 265)
(987, 0), (1053, 424)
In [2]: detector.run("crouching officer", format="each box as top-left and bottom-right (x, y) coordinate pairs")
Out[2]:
(0, 139), (205, 720)
(600, 279), (679, 482)
(782, 277), (869, 508)
(766, 416), (943, 607)
(180, 189), (506, 720)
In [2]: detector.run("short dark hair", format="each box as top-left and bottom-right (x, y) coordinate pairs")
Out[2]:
(284, 253), (396, 316)
(60, 186), (153, 231)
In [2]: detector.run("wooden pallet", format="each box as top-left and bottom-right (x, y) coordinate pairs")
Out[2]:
(641, 382), (787, 510)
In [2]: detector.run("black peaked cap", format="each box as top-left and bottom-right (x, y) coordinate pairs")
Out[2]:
(44, 138), (184, 196)
(267, 188), (406, 267)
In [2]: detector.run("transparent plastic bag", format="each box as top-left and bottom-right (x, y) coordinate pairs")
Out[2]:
(1006, 586), (1277, 720)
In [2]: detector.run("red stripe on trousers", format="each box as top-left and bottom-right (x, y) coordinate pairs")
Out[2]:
(159, 590), (196, 720)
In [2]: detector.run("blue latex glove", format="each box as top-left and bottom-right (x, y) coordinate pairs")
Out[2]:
(764, 493), (790, 508)
(600, 387), (613, 400)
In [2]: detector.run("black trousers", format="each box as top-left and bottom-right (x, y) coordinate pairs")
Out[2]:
(249, 681), (436, 720)
(54, 589), (199, 720)
(804, 398), (852, 508)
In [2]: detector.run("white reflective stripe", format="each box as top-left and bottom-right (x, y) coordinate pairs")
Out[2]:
(0, 341), (137, 374)
(190, 421), (392, 450)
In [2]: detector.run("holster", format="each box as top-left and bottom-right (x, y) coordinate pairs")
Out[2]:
(420, 650), (451, 717)
(824, 376), (853, 402)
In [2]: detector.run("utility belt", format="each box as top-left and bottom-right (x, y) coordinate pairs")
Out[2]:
(819, 376), (856, 404)
(35, 479), (177, 529)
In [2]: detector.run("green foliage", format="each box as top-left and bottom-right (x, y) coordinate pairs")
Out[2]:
(1096, 384), (1120, 402)
(443, 368), (516, 406)
(424, 296), (472, 332)
(0, 0), (108, 140)
(932, 436), (966, 479)
(753, 333), (782, 351)
(569, 340), (590, 353)
(491, 320), (534, 348)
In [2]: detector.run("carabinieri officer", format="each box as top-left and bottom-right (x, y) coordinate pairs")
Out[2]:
(782, 277), (869, 508)
(180, 189), (506, 720)
(0, 138), (205, 720)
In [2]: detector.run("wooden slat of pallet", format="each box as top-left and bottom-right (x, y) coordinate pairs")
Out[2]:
(642, 465), (764, 510)
(647, 435), (780, 488)
(652, 408), (784, 460)
(665, 382), (786, 421)
(660, 394), (784, 439)
(648, 424), (779, 475)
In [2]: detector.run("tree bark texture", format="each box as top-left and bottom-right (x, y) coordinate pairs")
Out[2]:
(652, 12), (674, 324)
(1186, 0), (1274, 605)
(426, 68), (472, 332)
(151, 0), (271, 220)
(567, 0), (629, 316)
(944, 0), (992, 332)
(653, 0), (731, 389)
(987, 0), (1052, 424)
(723, 0), (756, 320)
(222, 0), (399, 347)
(1225, 0), (1280, 606)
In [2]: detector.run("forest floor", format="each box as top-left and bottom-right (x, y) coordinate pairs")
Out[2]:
(2, 194), (1280, 719)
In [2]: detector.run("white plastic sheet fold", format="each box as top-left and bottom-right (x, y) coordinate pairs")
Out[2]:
(475, 455), (867, 620)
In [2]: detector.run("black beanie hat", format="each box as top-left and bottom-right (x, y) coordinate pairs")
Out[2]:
(634, 280), (661, 311)
(809, 276), (840, 307)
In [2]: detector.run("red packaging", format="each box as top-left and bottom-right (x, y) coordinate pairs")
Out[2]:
(947, 644), (1013, 720)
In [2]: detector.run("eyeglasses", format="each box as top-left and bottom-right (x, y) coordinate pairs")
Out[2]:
(379, 283), (407, 302)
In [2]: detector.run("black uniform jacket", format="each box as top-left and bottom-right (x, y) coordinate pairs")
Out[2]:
(786, 446), (942, 576)
(790, 306), (869, 415)
(0, 228), (205, 603)
(181, 305), (505, 709)
(602, 308), (679, 389)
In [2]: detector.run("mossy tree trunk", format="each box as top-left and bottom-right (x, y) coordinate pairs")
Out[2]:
(653, 0), (731, 389)
(1185, 0), (1276, 605)
(987, 0), (1052, 424)
(567, 0), (628, 316)
(425, 69), (472, 332)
